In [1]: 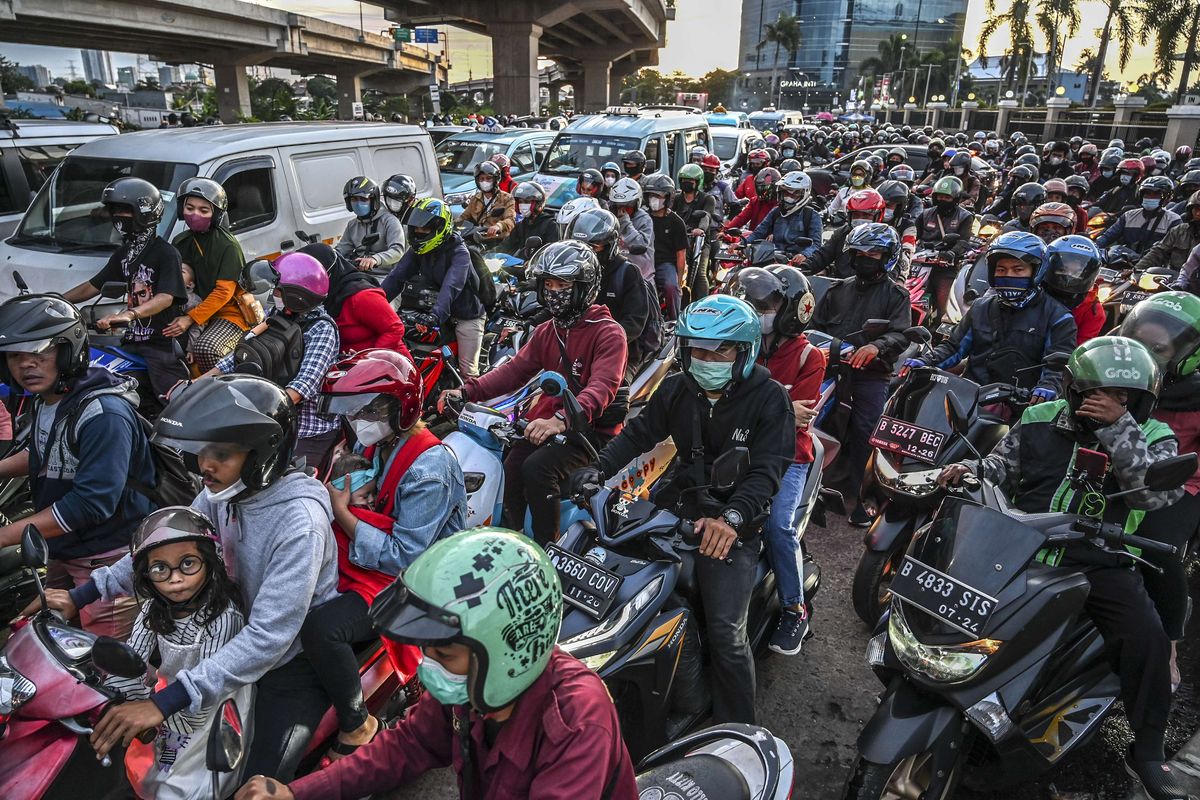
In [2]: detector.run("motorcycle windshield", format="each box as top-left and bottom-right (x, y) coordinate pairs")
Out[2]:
(878, 370), (981, 469)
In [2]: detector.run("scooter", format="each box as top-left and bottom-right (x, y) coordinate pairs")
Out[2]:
(637, 723), (795, 800)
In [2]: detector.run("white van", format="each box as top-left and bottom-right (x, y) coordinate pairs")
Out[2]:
(0, 122), (439, 300)
(0, 118), (121, 239)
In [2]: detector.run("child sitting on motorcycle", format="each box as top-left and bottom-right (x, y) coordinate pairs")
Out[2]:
(937, 337), (1188, 800)
(98, 508), (251, 800)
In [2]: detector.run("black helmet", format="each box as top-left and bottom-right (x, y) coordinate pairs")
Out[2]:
(1047, 140), (1069, 155)
(727, 265), (815, 336)
(622, 150), (647, 175)
(154, 375), (297, 493)
(877, 179), (911, 215)
(1014, 152), (1041, 169)
(1069, 135), (1084, 149)
(101, 177), (164, 231)
(511, 181), (547, 216)
(1011, 182), (1047, 218)
(1044, 234), (1103, 306)
(176, 177), (228, 226)
(576, 168), (604, 197)
(1007, 163), (1038, 186)
(1014, 144), (1037, 158)
(1139, 175), (1175, 200)
(1064, 174), (1091, 196)
(342, 176), (380, 216)
(1178, 170), (1200, 195)
(777, 158), (802, 175)
(526, 240), (602, 325)
(1135, 137), (1154, 153)
(565, 207), (620, 264)
(1099, 149), (1123, 170)
(382, 174), (418, 215)
(643, 173), (676, 204)
(0, 294), (88, 391)
(949, 151), (973, 171)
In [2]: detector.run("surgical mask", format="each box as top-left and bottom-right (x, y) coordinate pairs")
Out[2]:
(604, 175), (617, 187)
(953, 166), (965, 176)
(759, 312), (776, 334)
(352, 418), (393, 447)
(1101, 168), (1114, 178)
(351, 200), (372, 218)
(1049, 156), (1063, 165)
(517, 202), (533, 217)
(183, 212), (212, 233)
(992, 276), (1035, 306)
(648, 197), (665, 212)
(1143, 198), (1161, 211)
(1119, 174), (1133, 185)
(850, 175), (866, 188)
(478, 180), (494, 192)
(782, 149), (795, 157)
(542, 286), (574, 317)
(417, 657), (470, 706)
(204, 478), (247, 504)
(271, 294), (287, 312)
(688, 359), (734, 392)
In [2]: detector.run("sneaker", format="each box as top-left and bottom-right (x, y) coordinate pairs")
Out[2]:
(769, 607), (811, 656)
(1124, 746), (1193, 800)
(848, 504), (873, 528)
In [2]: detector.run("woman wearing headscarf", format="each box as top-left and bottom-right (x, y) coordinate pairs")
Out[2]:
(299, 243), (409, 357)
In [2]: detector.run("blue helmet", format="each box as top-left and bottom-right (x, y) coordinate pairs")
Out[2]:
(985, 230), (1048, 308)
(676, 295), (762, 381)
(844, 222), (902, 277)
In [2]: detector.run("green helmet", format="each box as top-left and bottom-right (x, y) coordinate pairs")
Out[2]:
(1064, 336), (1162, 424)
(1118, 291), (1200, 378)
(678, 163), (705, 191)
(369, 528), (562, 712)
(931, 175), (964, 199)
(405, 197), (453, 255)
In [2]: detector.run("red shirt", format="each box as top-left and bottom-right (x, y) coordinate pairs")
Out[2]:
(1154, 408), (1200, 495)
(335, 287), (409, 356)
(735, 172), (757, 199)
(1072, 287), (1106, 345)
(290, 649), (639, 800)
(761, 333), (826, 463)
(726, 196), (778, 231)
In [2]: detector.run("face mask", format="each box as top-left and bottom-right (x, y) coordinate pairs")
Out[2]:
(782, 149), (795, 157)
(542, 286), (574, 317)
(183, 212), (212, 233)
(992, 276), (1034, 306)
(204, 478), (247, 504)
(648, 197), (665, 212)
(935, 199), (956, 216)
(780, 195), (799, 208)
(113, 218), (135, 239)
(1119, 174), (1133, 185)
(271, 294), (287, 312)
(352, 418), (393, 447)
(604, 175), (617, 187)
(953, 166), (965, 176)
(688, 358), (735, 392)
(351, 200), (372, 218)
(1143, 198), (1161, 211)
(1049, 157), (1063, 165)
(882, 208), (895, 222)
(850, 175), (866, 188)
(623, 165), (640, 177)
(680, 180), (697, 194)
(517, 203), (533, 217)
(853, 254), (885, 280)
(1101, 168), (1114, 178)
(759, 312), (776, 334)
(417, 657), (470, 706)
(478, 180), (494, 193)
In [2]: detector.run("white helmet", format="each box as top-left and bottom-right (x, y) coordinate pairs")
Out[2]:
(777, 170), (812, 215)
(608, 177), (644, 210)
(556, 196), (600, 233)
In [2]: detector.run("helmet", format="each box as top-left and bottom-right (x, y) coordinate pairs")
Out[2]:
(608, 177), (643, 211)
(779, 138), (799, 157)
(1179, 171), (1200, 195)
(1139, 175), (1175, 200)
(1186, 190), (1200, 213)
(1119, 292), (1200, 378)
(1141, 154), (1158, 174)
(727, 265), (815, 336)
(777, 158), (802, 175)
(342, 176), (380, 215)
(848, 159), (872, 186)
(1015, 153), (1041, 169)
(622, 149), (647, 175)
(764, 133), (780, 147)
(370, 527), (562, 712)
(555, 196), (600, 234)
(973, 130), (987, 142)
(676, 294), (761, 381)
(176, 177), (228, 226)
(846, 188), (886, 223)
(1030, 202), (1077, 241)
(1064, 174), (1091, 197)
(845, 223), (902, 278)
(700, 153), (722, 176)
(747, 149), (771, 170)
(511, 181), (547, 216)
(600, 161), (622, 179)
(1064, 336), (1161, 425)
(1043, 178), (1069, 201)
(948, 150), (972, 174)
(383, 174), (418, 215)
(887, 163), (916, 185)
(1135, 137), (1155, 153)
(0, 294), (88, 389)
(1011, 182), (1047, 219)
(489, 152), (511, 172)
(866, 155), (885, 176)
(886, 147), (907, 167)
(1152, 150), (1171, 172)
(575, 168), (604, 197)
(1069, 136), (1084, 150)
(927, 138), (945, 157)
(877, 180), (911, 218)
(689, 144), (709, 163)
(777, 171), (811, 213)
(1176, 145), (1194, 162)
(1047, 140), (1069, 155)
(1078, 143), (1099, 160)
(754, 166), (781, 199)
(526, 240), (602, 324)
(405, 197), (453, 256)
(764, 147), (780, 165)
(1118, 157), (1145, 181)
(565, 207), (620, 264)
(131, 506), (222, 564)
(1109, 138), (1126, 150)
(678, 162), (705, 194)
(101, 177), (164, 231)
(931, 175), (963, 200)
(985, 139), (1001, 156)
(1188, 157), (1200, 171)
(643, 173), (676, 206)
(1044, 235), (1103, 305)
(155, 375), (297, 492)
(1007, 164), (1038, 186)
(473, 160), (502, 190)
(985, 231), (1048, 308)
(272, 251), (329, 313)
(1100, 149), (1123, 171)
(321, 348), (423, 432)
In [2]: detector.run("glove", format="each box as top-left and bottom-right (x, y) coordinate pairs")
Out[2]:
(1031, 387), (1057, 404)
(568, 465), (603, 500)
(902, 358), (926, 369)
(411, 312), (439, 331)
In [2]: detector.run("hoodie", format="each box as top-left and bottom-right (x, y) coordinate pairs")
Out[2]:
(30, 368), (156, 560)
(79, 471), (339, 716)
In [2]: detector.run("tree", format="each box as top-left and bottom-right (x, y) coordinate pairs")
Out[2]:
(306, 75), (338, 103)
(249, 77), (297, 121)
(1139, 0), (1200, 102)
(978, 0), (1037, 92)
(1035, 0), (1080, 92)
(0, 56), (34, 93)
(759, 12), (802, 107)
(1086, 0), (1137, 106)
(697, 69), (737, 107)
(859, 33), (920, 92)
(62, 79), (95, 98)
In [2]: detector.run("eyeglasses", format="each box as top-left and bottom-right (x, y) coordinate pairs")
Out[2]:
(146, 555), (204, 583)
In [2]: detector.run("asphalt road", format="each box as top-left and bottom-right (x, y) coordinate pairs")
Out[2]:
(386, 513), (1200, 800)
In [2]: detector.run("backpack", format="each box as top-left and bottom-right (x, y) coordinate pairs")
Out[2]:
(613, 260), (664, 360)
(465, 243), (499, 311)
(65, 399), (200, 508)
(231, 314), (307, 387)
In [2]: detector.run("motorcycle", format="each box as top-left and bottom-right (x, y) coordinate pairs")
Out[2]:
(636, 723), (795, 800)
(842, 428), (1196, 799)
(1095, 248), (1175, 328)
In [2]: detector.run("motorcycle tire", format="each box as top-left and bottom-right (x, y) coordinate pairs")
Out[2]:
(851, 545), (906, 627)
(840, 752), (960, 800)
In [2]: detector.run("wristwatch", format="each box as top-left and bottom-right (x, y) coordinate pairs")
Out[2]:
(720, 507), (744, 533)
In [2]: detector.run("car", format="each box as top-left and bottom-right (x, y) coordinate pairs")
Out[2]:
(704, 110), (751, 129)
(807, 144), (932, 198)
(424, 125), (470, 145)
(709, 127), (761, 175)
(437, 128), (557, 214)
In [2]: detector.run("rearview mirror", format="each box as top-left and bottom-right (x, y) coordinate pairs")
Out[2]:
(1043, 351), (1070, 371)
(91, 636), (147, 679)
(644, 159), (657, 174)
(539, 371), (567, 398)
(945, 393), (972, 439)
(99, 281), (126, 300)
(862, 318), (890, 337)
(1144, 454), (1198, 492)
(711, 447), (749, 491)
(20, 524), (48, 570)
(206, 698), (246, 775)
(903, 326), (932, 345)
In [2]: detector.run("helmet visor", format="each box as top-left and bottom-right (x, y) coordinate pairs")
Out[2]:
(369, 577), (463, 645)
(154, 438), (249, 462)
(132, 511), (216, 557)
(1121, 309), (1200, 376)
(319, 392), (383, 418)
(0, 338), (58, 355)
(1049, 250), (1099, 293)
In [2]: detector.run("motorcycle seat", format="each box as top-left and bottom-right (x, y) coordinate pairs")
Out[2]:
(636, 753), (750, 798)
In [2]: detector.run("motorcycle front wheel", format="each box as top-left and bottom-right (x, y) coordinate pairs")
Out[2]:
(841, 751), (961, 800)
(851, 545), (906, 626)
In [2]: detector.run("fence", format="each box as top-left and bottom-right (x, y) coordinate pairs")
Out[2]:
(968, 109), (998, 134)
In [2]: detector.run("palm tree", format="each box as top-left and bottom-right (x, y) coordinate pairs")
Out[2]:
(1035, 0), (1080, 93)
(1139, 0), (1200, 102)
(759, 12), (802, 107)
(859, 33), (919, 100)
(1086, 0), (1137, 106)
(978, 0), (1037, 92)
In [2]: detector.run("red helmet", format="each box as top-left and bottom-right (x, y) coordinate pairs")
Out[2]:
(1078, 143), (1098, 160)
(321, 348), (423, 431)
(489, 153), (512, 172)
(1030, 201), (1077, 235)
(747, 149), (770, 169)
(701, 153), (721, 174)
(1118, 157), (1145, 180)
(846, 188), (886, 222)
(1176, 145), (1194, 161)
(1043, 178), (1068, 201)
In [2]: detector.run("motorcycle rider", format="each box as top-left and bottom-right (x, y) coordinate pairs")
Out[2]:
(808, 188), (887, 278)
(735, 148), (771, 199)
(1090, 149), (1125, 199)
(382, 198), (487, 379)
(500, 181), (560, 257)
(490, 153), (516, 194)
(1031, 202), (1078, 245)
(1041, 141), (1075, 181)
(938, 337), (1188, 800)
(877, 179), (919, 271)
(946, 151), (981, 208)
(335, 177), (405, 272)
(1000, 180), (1046, 232)
(600, 161), (623, 201)
(382, 173), (418, 221)
(645, 174), (688, 319)
(916, 176), (975, 319)
(920, 138), (945, 182)
(1167, 170), (1200, 216)
(1075, 142), (1101, 182)
(983, 164), (1038, 219)
(827, 160), (872, 215)
(674, 163), (717, 297)
(609, 177), (656, 282)
(809, 224), (912, 527)
(1097, 176), (1183, 255)
(808, 130), (834, 165)
(622, 149), (648, 186)
(745, 171), (823, 267)
(570, 294), (795, 723)
(1041, 234), (1107, 345)
(725, 166), (780, 233)
(1097, 157), (1146, 213)
(1170, 146), (1194, 179)
(575, 167), (606, 203)
(438, 241), (627, 546)
(701, 153), (737, 231)
(1135, 190), (1200, 273)
(459, 161), (516, 242)
(236, 528), (637, 800)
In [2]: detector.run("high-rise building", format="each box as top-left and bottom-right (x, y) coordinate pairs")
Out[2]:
(734, 0), (967, 111)
(16, 64), (51, 89)
(117, 66), (137, 89)
(157, 65), (181, 86)
(81, 49), (115, 86)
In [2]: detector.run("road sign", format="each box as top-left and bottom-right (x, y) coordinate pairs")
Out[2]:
(352, 102), (364, 120)
(429, 83), (441, 115)
(414, 28), (439, 44)
(392, 27), (411, 43)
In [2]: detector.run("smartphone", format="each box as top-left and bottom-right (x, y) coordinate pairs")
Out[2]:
(1074, 448), (1110, 483)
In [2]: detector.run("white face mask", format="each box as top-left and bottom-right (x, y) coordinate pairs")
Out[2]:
(271, 294), (286, 312)
(478, 180), (494, 193)
(759, 312), (776, 334)
(517, 203), (533, 217)
(648, 197), (665, 212)
(604, 175), (617, 187)
(352, 418), (393, 447)
(204, 479), (247, 504)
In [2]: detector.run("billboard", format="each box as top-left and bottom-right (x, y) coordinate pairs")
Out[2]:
(676, 92), (709, 109)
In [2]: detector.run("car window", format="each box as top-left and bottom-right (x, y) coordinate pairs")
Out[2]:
(221, 166), (276, 232)
(17, 144), (76, 197)
(642, 137), (661, 172)
(533, 140), (551, 169)
(435, 138), (506, 174)
(510, 142), (536, 175)
(664, 132), (680, 175)
(0, 160), (18, 215)
(709, 134), (739, 161)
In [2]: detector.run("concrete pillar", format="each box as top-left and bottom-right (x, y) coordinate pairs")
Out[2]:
(1111, 96), (1147, 141)
(995, 99), (1019, 137)
(488, 21), (541, 115)
(902, 103), (917, 126)
(214, 62), (251, 124)
(335, 70), (364, 120)
(927, 101), (947, 132)
(960, 100), (979, 132)
(1165, 104), (1200, 152)
(580, 59), (612, 113)
(1043, 96), (1071, 142)
(609, 70), (630, 107)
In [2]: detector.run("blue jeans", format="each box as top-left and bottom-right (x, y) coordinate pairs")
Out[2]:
(764, 461), (809, 607)
(655, 260), (681, 320)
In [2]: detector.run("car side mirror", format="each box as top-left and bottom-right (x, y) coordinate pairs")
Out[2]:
(645, 159), (657, 174)
(206, 698), (246, 775)
(99, 281), (127, 300)
(91, 636), (147, 679)
(1144, 453), (1198, 492)
(20, 524), (48, 570)
(945, 393), (972, 438)
(711, 447), (749, 490)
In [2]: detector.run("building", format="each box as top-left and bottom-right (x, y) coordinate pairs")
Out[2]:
(966, 53), (1088, 103)
(81, 49), (115, 86)
(734, 0), (968, 111)
(16, 64), (51, 89)
(157, 65), (181, 87)
(117, 66), (137, 89)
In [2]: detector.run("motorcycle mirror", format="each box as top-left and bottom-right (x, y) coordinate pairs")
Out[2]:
(945, 393), (973, 439)
(1143, 453), (1198, 492)
(644, 159), (657, 174)
(99, 281), (127, 300)
(12, 270), (28, 294)
(963, 287), (979, 303)
(862, 318), (890, 337)
(711, 447), (749, 491)
(525, 236), (542, 254)
(206, 698), (246, 776)
(20, 524), (48, 570)
(1043, 351), (1070, 370)
(91, 636), (147, 679)
(903, 326), (932, 344)
(539, 371), (567, 398)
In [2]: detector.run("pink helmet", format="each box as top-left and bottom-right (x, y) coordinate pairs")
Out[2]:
(273, 251), (329, 313)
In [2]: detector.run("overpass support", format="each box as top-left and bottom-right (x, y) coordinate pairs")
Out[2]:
(580, 58), (611, 112)
(488, 21), (542, 115)
(214, 62), (252, 123)
(336, 69), (365, 119)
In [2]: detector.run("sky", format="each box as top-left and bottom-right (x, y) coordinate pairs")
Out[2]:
(0, 0), (1159, 88)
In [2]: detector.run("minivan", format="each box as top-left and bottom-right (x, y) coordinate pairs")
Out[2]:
(0, 118), (121, 238)
(0, 122), (439, 300)
(533, 106), (712, 208)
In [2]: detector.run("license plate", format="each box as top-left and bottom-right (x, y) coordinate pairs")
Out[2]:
(889, 556), (997, 637)
(497, 317), (521, 329)
(868, 416), (947, 465)
(1098, 267), (1121, 282)
(546, 544), (624, 620)
(1121, 290), (1149, 306)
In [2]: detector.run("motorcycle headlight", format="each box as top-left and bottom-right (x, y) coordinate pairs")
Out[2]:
(874, 453), (943, 498)
(1097, 284), (1114, 303)
(888, 603), (999, 683)
(445, 192), (471, 207)
(561, 576), (664, 656)
(0, 655), (35, 715)
(1138, 272), (1163, 291)
(44, 618), (97, 662)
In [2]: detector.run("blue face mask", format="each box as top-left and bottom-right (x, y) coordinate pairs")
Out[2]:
(1143, 198), (1161, 211)
(688, 358), (735, 392)
(352, 200), (373, 218)
(417, 656), (470, 706)
(992, 275), (1035, 307)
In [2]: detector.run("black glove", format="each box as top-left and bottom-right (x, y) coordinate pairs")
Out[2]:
(568, 465), (603, 501)
(411, 312), (439, 331)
